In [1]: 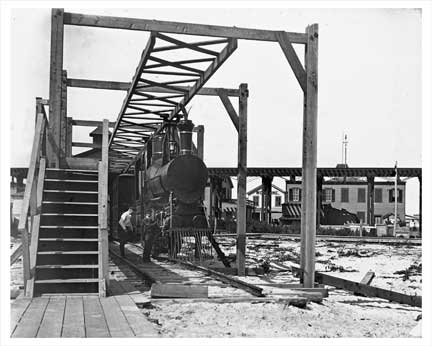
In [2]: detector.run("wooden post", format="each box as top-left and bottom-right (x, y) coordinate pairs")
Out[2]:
(300, 24), (318, 288)
(48, 8), (64, 168)
(367, 175), (375, 226)
(262, 176), (273, 223)
(98, 119), (109, 296)
(260, 178), (265, 222)
(196, 125), (204, 160)
(418, 175), (422, 237)
(60, 70), (68, 165)
(316, 175), (323, 228)
(236, 83), (248, 277)
(66, 116), (72, 157)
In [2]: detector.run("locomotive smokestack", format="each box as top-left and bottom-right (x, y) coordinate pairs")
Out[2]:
(151, 134), (164, 164)
(178, 119), (194, 155)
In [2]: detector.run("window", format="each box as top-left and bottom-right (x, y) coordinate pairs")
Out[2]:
(324, 188), (335, 202)
(341, 188), (349, 203)
(357, 211), (366, 223)
(389, 189), (403, 203)
(374, 215), (382, 225)
(289, 188), (301, 202)
(253, 195), (259, 206)
(357, 188), (366, 203)
(275, 196), (282, 207)
(374, 188), (383, 203)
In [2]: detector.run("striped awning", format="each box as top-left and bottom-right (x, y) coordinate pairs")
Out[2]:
(281, 203), (302, 219)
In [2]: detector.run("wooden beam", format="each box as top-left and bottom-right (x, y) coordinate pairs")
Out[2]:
(236, 84), (248, 277)
(151, 283), (208, 298)
(72, 142), (102, 149)
(367, 175), (375, 226)
(63, 11), (307, 43)
(66, 78), (240, 96)
(276, 32), (307, 93)
(48, 8), (64, 168)
(300, 24), (319, 288)
(71, 119), (116, 127)
(217, 90), (239, 132)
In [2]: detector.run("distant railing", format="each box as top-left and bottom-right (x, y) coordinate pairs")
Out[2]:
(18, 98), (49, 296)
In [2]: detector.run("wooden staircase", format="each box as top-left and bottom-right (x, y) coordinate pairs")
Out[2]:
(19, 104), (110, 297)
(33, 168), (100, 295)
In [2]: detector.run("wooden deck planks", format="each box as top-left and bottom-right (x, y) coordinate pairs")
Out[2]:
(61, 296), (85, 337)
(114, 295), (160, 337)
(37, 296), (66, 337)
(99, 296), (134, 337)
(12, 298), (49, 337)
(10, 298), (32, 335)
(82, 296), (110, 337)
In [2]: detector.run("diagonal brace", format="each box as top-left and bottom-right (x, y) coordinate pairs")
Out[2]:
(217, 90), (239, 132)
(276, 31), (307, 93)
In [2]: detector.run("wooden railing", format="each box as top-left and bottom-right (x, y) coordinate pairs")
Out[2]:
(18, 99), (49, 296)
(98, 119), (109, 296)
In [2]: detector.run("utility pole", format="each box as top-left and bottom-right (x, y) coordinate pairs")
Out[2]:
(393, 161), (398, 236)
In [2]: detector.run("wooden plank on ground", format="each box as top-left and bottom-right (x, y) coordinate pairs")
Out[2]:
(37, 296), (66, 337)
(360, 271), (375, 285)
(82, 296), (110, 337)
(12, 298), (49, 337)
(61, 296), (85, 337)
(10, 298), (31, 335)
(99, 296), (134, 337)
(114, 295), (160, 337)
(151, 283), (208, 298)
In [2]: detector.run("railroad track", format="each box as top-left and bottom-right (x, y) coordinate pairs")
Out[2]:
(212, 233), (422, 245)
(108, 241), (325, 306)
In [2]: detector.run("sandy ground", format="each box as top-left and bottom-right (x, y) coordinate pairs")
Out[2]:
(10, 235), (422, 338)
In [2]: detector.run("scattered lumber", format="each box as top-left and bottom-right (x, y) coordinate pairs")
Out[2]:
(11, 244), (23, 265)
(291, 265), (421, 307)
(151, 283), (208, 299)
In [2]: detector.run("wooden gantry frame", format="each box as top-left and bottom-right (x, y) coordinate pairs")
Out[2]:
(47, 9), (319, 287)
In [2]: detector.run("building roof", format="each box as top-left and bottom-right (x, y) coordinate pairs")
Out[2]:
(247, 184), (285, 195)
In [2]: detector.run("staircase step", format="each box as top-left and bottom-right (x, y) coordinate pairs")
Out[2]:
(36, 252), (98, 265)
(38, 238), (98, 242)
(44, 190), (98, 202)
(35, 278), (99, 284)
(42, 202), (98, 214)
(40, 214), (98, 226)
(36, 264), (99, 269)
(35, 267), (99, 280)
(46, 168), (98, 172)
(45, 169), (98, 181)
(37, 251), (98, 255)
(44, 179), (98, 192)
(39, 227), (98, 239)
(38, 238), (98, 251)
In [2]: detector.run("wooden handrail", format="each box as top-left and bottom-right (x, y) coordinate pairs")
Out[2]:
(98, 119), (109, 296)
(19, 100), (49, 295)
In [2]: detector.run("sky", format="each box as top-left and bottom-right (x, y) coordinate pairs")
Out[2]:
(7, 7), (422, 213)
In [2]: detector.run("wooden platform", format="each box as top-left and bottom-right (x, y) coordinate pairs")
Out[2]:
(10, 294), (159, 338)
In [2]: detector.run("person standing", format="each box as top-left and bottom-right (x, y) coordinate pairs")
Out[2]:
(118, 206), (135, 257)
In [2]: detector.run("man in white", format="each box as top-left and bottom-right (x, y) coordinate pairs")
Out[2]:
(118, 207), (134, 257)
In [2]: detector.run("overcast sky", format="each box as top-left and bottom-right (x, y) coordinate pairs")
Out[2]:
(8, 7), (422, 213)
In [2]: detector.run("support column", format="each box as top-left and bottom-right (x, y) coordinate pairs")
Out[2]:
(260, 180), (265, 221)
(367, 175), (375, 226)
(66, 117), (72, 157)
(316, 175), (323, 228)
(262, 176), (273, 223)
(300, 24), (318, 288)
(48, 8), (64, 168)
(418, 175), (422, 237)
(236, 83), (248, 276)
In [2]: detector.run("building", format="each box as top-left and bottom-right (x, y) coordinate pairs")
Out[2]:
(284, 177), (406, 225)
(247, 184), (286, 223)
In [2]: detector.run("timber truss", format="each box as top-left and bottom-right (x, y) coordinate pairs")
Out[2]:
(109, 32), (237, 171)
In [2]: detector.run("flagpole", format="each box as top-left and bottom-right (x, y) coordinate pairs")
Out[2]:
(394, 161), (398, 236)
